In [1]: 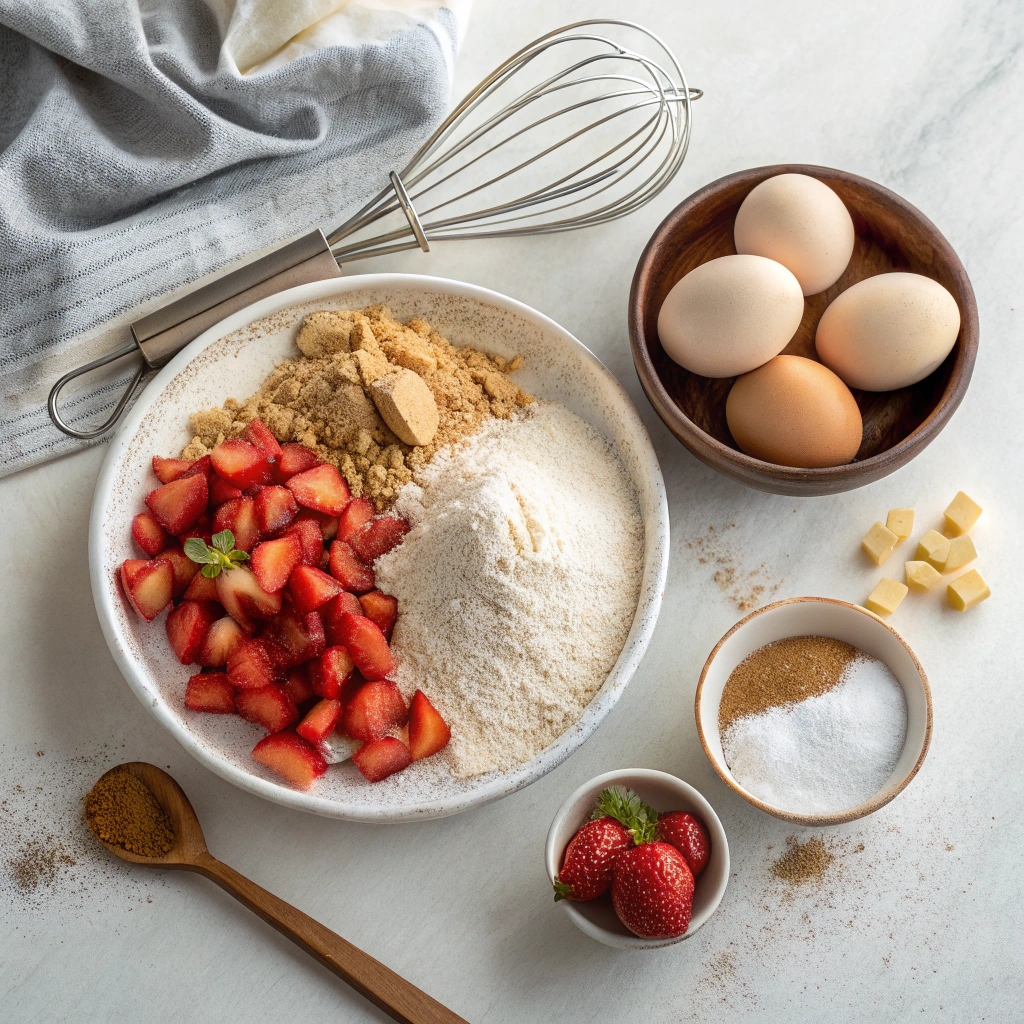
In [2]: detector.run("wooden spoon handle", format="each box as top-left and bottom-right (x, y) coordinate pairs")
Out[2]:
(191, 854), (469, 1024)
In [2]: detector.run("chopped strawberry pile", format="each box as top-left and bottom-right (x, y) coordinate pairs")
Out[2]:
(552, 787), (712, 941)
(119, 421), (451, 790)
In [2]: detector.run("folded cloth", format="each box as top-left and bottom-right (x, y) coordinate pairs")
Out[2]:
(0, 0), (471, 477)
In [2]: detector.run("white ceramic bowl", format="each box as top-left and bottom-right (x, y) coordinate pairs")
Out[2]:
(89, 275), (669, 822)
(695, 597), (932, 826)
(544, 769), (730, 949)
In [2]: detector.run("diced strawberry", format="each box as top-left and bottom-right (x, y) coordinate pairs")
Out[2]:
(227, 637), (275, 690)
(212, 496), (260, 553)
(310, 645), (355, 699)
(408, 690), (451, 761)
(159, 544), (200, 599)
(289, 564), (345, 615)
(342, 680), (407, 741)
(210, 438), (273, 489)
(179, 512), (213, 545)
(197, 615), (245, 667)
(216, 567), (282, 633)
(242, 418), (283, 462)
(209, 475), (243, 506)
(250, 535), (303, 594)
(251, 730), (327, 789)
(335, 612), (394, 680)
(184, 672), (235, 714)
(187, 454), (213, 479)
(352, 736), (412, 783)
(321, 592), (365, 646)
(286, 464), (351, 516)
(261, 606), (326, 668)
(182, 572), (219, 602)
(359, 591), (398, 640)
(131, 512), (170, 557)
(338, 497), (375, 543)
(236, 684), (298, 734)
(145, 473), (208, 536)
(350, 516), (410, 564)
(277, 442), (321, 480)
(119, 558), (173, 621)
(152, 455), (194, 484)
(296, 508), (339, 542)
(166, 600), (220, 664)
(254, 485), (298, 535)
(283, 666), (315, 706)
(296, 698), (343, 745)
(281, 518), (325, 568)
(328, 540), (375, 593)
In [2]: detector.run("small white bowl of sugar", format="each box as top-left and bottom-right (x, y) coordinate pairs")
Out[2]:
(695, 597), (932, 826)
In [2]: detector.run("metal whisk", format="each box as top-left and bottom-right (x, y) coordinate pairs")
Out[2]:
(48, 19), (699, 440)
(328, 20), (698, 261)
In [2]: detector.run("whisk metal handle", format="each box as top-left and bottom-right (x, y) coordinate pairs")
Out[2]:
(47, 343), (148, 440)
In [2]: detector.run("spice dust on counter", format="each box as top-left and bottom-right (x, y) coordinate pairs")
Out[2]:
(685, 524), (782, 611)
(1, 746), (173, 917)
(85, 768), (174, 858)
(769, 835), (835, 885)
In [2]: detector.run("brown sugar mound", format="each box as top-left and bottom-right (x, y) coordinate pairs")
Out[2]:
(85, 767), (175, 858)
(719, 635), (859, 732)
(183, 305), (532, 510)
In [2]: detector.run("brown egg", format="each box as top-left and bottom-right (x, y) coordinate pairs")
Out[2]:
(725, 355), (863, 468)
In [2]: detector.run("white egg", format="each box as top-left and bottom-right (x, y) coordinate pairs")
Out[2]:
(734, 173), (855, 295)
(657, 255), (805, 378)
(815, 272), (961, 391)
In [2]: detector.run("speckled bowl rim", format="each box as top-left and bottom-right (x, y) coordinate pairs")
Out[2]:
(694, 596), (932, 826)
(544, 768), (730, 949)
(89, 274), (670, 822)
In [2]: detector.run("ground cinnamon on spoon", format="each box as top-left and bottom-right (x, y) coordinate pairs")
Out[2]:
(85, 767), (174, 857)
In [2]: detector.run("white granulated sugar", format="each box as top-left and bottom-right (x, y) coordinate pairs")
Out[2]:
(374, 400), (644, 779)
(722, 654), (908, 815)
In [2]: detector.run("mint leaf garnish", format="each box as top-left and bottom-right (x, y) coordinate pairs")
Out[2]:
(184, 530), (248, 578)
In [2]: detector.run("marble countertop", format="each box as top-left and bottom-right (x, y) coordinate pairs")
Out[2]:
(2, 1), (1020, 1020)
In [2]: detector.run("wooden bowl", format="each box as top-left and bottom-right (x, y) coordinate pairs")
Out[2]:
(629, 164), (979, 495)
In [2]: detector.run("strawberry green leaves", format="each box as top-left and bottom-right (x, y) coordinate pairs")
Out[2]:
(593, 787), (660, 846)
(184, 530), (250, 578)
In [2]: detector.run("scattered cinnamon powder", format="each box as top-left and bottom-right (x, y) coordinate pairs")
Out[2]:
(719, 635), (858, 732)
(770, 835), (835, 884)
(183, 305), (532, 510)
(84, 768), (174, 858)
(685, 524), (781, 611)
(8, 837), (76, 893)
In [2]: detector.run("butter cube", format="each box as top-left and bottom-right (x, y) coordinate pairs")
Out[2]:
(886, 508), (915, 540)
(942, 534), (977, 573)
(862, 521), (899, 565)
(943, 491), (982, 536)
(905, 560), (942, 591)
(915, 529), (951, 570)
(947, 569), (991, 611)
(865, 577), (909, 617)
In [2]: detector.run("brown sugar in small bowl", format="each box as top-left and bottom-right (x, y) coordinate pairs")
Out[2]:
(694, 597), (932, 827)
(629, 164), (979, 496)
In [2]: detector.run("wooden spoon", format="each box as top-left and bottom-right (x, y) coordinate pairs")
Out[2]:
(87, 762), (469, 1024)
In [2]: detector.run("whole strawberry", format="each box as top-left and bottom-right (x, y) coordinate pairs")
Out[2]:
(553, 816), (631, 901)
(611, 841), (694, 939)
(658, 811), (711, 877)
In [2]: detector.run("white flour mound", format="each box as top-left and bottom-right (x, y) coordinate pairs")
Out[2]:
(374, 401), (644, 779)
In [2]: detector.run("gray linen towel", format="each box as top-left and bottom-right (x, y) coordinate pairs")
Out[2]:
(0, 0), (468, 477)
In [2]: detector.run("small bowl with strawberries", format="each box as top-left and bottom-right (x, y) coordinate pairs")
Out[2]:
(545, 769), (729, 948)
